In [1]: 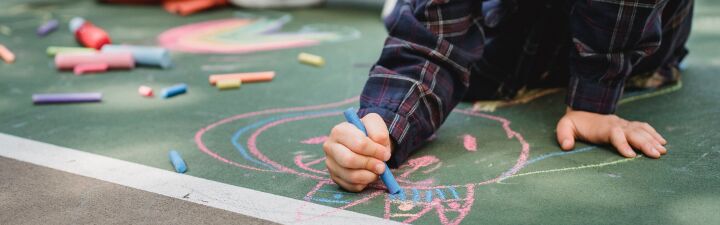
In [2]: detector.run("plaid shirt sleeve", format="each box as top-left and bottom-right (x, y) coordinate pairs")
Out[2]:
(566, 0), (668, 114)
(357, 0), (485, 167)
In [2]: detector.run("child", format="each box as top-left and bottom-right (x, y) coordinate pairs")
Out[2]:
(323, 0), (693, 192)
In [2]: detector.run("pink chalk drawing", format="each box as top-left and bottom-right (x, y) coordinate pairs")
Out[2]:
(301, 136), (328, 145)
(194, 97), (531, 224)
(157, 14), (359, 54)
(462, 134), (477, 152)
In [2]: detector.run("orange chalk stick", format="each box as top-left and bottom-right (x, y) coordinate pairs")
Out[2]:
(0, 44), (16, 64)
(74, 63), (109, 75)
(209, 71), (275, 85)
(163, 0), (228, 16)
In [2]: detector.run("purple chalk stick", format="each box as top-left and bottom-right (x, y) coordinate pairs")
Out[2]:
(32, 92), (102, 104)
(36, 19), (59, 37)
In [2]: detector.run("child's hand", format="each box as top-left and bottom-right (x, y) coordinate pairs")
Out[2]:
(556, 107), (667, 158)
(323, 113), (392, 192)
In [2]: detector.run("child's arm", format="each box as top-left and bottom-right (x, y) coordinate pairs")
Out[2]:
(559, 1), (669, 157)
(357, 0), (485, 168)
(323, 0), (484, 191)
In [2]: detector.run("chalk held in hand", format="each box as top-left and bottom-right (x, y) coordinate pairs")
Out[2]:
(36, 19), (59, 37)
(101, 44), (172, 69)
(138, 85), (153, 97)
(208, 71), (274, 85)
(32, 92), (102, 104)
(217, 79), (241, 90)
(298, 52), (324, 67)
(0, 44), (15, 64)
(169, 150), (187, 173)
(343, 107), (402, 194)
(74, 63), (109, 75)
(161, 83), (187, 99)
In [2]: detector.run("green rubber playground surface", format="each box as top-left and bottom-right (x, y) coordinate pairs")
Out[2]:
(1, 0), (718, 224)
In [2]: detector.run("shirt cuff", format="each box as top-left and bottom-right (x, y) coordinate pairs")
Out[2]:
(565, 75), (624, 114)
(357, 106), (420, 168)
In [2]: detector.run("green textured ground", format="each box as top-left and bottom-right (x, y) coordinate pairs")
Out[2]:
(1, 0), (719, 224)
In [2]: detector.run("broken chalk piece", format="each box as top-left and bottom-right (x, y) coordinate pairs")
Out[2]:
(217, 79), (241, 90)
(161, 83), (187, 99)
(46, 46), (96, 56)
(208, 71), (274, 85)
(169, 150), (187, 173)
(37, 19), (59, 37)
(298, 52), (325, 67)
(138, 85), (153, 97)
(0, 44), (16, 64)
(101, 44), (172, 69)
(55, 52), (134, 70)
(32, 92), (102, 104)
(74, 63), (109, 75)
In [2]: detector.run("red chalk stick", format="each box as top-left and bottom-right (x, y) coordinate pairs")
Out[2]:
(74, 63), (109, 75)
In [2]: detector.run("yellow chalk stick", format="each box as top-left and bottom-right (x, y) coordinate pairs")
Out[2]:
(298, 52), (325, 67)
(46, 46), (96, 56)
(0, 44), (15, 64)
(217, 79), (241, 90)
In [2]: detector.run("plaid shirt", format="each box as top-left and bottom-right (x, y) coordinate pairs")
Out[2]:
(358, 0), (693, 167)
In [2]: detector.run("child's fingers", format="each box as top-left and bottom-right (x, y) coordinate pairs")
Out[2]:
(626, 128), (661, 158)
(361, 113), (391, 147)
(609, 127), (636, 158)
(331, 122), (389, 161)
(325, 158), (378, 185)
(635, 122), (667, 145)
(324, 142), (386, 174)
(556, 117), (576, 151)
(329, 172), (366, 192)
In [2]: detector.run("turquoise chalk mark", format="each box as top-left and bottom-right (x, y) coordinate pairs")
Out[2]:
(448, 187), (460, 199)
(232, 109), (342, 170)
(435, 189), (446, 200)
(412, 188), (420, 203)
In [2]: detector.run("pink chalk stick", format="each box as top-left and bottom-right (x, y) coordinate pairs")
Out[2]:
(74, 63), (109, 75)
(138, 85), (153, 97)
(55, 52), (134, 70)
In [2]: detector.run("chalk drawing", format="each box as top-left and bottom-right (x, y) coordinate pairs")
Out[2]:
(195, 97), (532, 224)
(193, 85), (679, 224)
(157, 13), (359, 54)
(462, 134), (477, 151)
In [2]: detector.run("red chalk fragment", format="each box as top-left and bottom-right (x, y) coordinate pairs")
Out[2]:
(74, 63), (109, 75)
(138, 85), (153, 97)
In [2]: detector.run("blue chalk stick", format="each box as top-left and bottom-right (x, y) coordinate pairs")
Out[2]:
(343, 108), (402, 194)
(169, 150), (187, 173)
(101, 44), (172, 69)
(161, 83), (187, 99)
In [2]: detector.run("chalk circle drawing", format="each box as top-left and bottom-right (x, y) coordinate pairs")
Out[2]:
(158, 12), (360, 54)
(193, 81), (679, 224)
(194, 96), (533, 224)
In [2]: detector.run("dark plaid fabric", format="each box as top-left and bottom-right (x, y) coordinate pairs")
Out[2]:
(358, 0), (693, 167)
